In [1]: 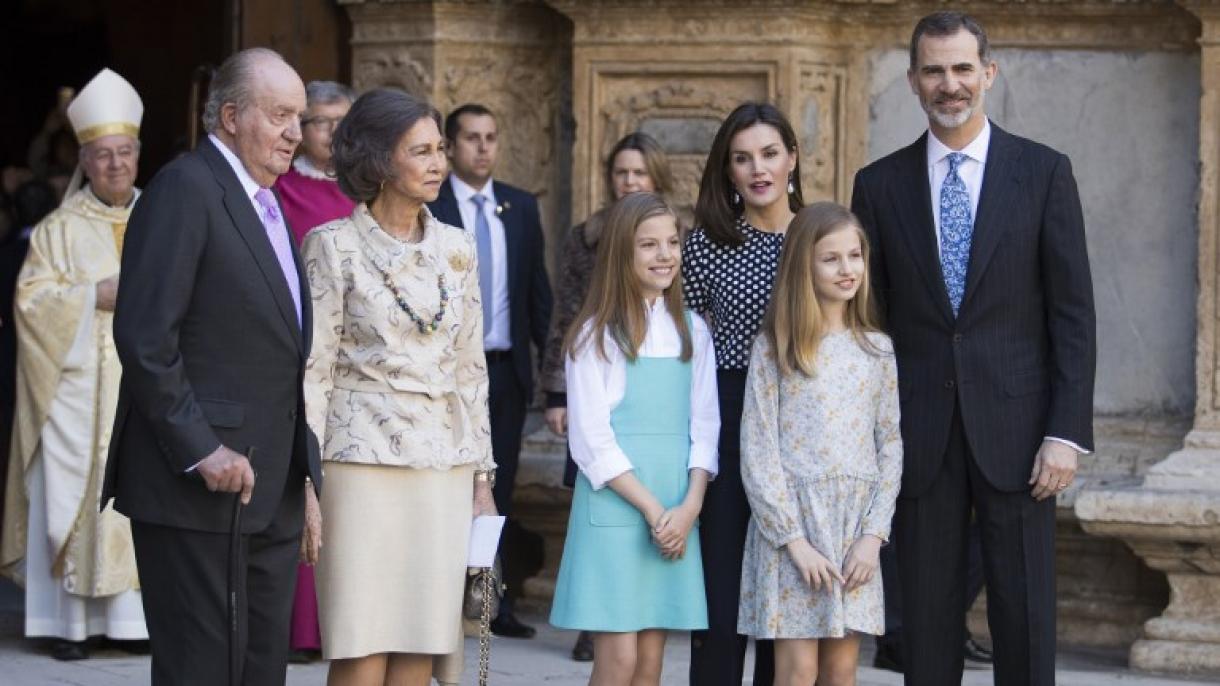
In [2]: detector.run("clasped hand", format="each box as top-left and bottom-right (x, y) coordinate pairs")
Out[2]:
(787, 535), (882, 593)
(648, 504), (697, 560)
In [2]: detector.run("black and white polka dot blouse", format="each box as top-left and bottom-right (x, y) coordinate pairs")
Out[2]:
(682, 217), (785, 370)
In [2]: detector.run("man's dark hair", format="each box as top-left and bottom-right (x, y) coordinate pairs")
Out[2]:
(444, 103), (495, 142)
(694, 101), (804, 247)
(909, 11), (990, 67)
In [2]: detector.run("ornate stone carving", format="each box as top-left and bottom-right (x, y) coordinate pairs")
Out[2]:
(547, 0), (1198, 51)
(797, 63), (847, 203)
(595, 82), (745, 218)
(351, 46), (433, 94)
(438, 56), (562, 200)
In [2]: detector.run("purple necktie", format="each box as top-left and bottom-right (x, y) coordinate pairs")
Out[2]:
(253, 188), (302, 325)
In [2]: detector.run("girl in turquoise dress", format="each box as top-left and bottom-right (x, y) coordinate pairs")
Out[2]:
(550, 192), (720, 685)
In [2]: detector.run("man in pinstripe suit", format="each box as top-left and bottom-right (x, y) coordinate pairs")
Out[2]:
(850, 11), (1095, 686)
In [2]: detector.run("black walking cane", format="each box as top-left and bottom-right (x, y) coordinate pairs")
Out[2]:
(229, 447), (255, 686)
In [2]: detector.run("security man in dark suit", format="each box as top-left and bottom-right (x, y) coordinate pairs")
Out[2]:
(428, 103), (552, 638)
(851, 12), (1095, 686)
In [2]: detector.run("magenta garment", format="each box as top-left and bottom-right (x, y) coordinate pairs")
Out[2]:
(290, 563), (322, 651)
(275, 161), (350, 652)
(274, 164), (356, 245)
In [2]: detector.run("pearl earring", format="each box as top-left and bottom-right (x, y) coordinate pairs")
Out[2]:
(733, 190), (741, 205)
(788, 176), (795, 195)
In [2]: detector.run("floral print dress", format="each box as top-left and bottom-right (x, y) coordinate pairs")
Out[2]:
(737, 330), (902, 639)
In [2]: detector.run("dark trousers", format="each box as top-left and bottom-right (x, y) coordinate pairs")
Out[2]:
(878, 517), (985, 652)
(896, 408), (1056, 686)
(131, 474), (305, 686)
(487, 353), (530, 606)
(690, 370), (773, 686)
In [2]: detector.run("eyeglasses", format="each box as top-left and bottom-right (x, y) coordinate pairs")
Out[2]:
(302, 115), (344, 131)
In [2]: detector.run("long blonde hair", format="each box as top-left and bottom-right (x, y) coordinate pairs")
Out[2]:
(763, 202), (882, 376)
(564, 192), (692, 362)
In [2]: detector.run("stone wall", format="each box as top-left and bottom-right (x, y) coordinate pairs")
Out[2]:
(342, 0), (574, 267)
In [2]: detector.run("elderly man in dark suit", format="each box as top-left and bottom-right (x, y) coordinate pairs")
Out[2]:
(104, 47), (322, 685)
(428, 103), (552, 638)
(850, 11), (1095, 686)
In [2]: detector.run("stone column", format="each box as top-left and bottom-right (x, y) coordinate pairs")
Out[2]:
(338, 0), (573, 252)
(1076, 2), (1220, 676)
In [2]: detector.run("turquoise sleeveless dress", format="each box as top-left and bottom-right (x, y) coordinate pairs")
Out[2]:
(549, 349), (709, 632)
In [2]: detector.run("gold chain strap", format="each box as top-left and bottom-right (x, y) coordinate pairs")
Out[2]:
(477, 569), (493, 686)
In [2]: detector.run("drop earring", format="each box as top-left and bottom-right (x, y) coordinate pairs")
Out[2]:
(733, 190), (741, 205)
(787, 174), (795, 195)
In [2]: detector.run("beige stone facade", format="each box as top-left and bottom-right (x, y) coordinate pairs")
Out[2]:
(340, 0), (1219, 676)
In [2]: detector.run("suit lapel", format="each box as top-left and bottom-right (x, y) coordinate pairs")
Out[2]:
(200, 139), (304, 354)
(436, 178), (464, 229)
(960, 126), (1021, 314)
(494, 181), (522, 297)
(888, 134), (955, 324)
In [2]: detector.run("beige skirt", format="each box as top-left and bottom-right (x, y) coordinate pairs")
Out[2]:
(316, 462), (473, 660)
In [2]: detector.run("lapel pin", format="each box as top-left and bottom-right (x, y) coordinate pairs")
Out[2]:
(495, 201), (511, 217)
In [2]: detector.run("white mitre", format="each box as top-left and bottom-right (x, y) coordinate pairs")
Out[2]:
(66, 68), (143, 145)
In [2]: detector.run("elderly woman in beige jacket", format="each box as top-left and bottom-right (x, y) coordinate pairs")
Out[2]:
(300, 88), (496, 686)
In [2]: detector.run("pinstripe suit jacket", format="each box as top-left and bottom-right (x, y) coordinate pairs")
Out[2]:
(850, 124), (1096, 497)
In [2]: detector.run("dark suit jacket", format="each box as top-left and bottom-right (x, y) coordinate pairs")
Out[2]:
(103, 137), (322, 534)
(428, 177), (552, 396)
(851, 124), (1096, 497)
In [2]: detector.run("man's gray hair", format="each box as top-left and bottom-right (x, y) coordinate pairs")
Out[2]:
(306, 81), (356, 109)
(202, 47), (285, 133)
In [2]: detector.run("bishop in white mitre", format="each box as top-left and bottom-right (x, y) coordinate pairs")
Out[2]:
(1, 68), (148, 659)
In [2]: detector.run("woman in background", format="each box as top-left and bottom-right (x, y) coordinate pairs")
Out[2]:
(275, 80), (355, 245)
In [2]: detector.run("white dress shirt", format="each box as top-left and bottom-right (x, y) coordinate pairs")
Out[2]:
(924, 120), (1088, 456)
(566, 300), (720, 490)
(926, 119), (990, 254)
(209, 133), (266, 210)
(449, 174), (511, 350)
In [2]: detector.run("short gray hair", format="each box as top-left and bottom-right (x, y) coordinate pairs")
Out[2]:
(306, 81), (355, 109)
(202, 47), (285, 133)
(331, 88), (442, 203)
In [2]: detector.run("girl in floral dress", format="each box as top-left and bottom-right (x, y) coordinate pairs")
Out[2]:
(737, 202), (903, 685)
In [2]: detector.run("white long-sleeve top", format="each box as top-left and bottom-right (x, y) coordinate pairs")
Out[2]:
(566, 300), (720, 490)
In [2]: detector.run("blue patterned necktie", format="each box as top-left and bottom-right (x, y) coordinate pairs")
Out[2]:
(471, 194), (495, 329)
(939, 152), (973, 316)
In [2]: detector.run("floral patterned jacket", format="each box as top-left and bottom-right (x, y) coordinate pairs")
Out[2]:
(301, 203), (494, 471)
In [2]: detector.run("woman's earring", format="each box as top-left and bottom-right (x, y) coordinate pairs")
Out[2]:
(733, 190), (741, 205)
(787, 175), (795, 195)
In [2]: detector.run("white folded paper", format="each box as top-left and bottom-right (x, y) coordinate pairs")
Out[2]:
(467, 515), (506, 568)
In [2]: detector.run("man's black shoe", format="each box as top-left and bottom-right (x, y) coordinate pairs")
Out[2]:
(490, 612), (536, 639)
(873, 641), (903, 673)
(964, 637), (993, 668)
(102, 638), (151, 655)
(50, 640), (88, 661)
(571, 631), (594, 661)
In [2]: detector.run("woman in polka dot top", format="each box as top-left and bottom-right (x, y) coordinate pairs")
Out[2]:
(682, 101), (805, 685)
